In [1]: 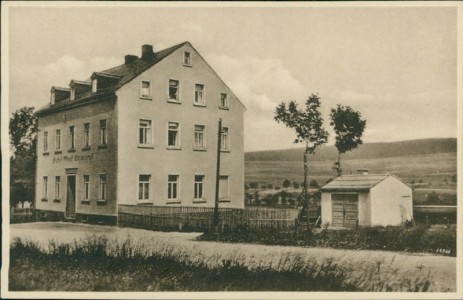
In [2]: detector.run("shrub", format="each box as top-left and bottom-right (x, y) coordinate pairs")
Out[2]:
(293, 182), (300, 189)
(427, 192), (440, 204)
(309, 179), (319, 188)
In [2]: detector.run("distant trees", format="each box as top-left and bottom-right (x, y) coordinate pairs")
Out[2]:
(293, 181), (300, 189)
(329, 104), (366, 177)
(275, 94), (329, 231)
(9, 107), (38, 208)
(309, 179), (319, 188)
(427, 192), (440, 204)
(282, 179), (291, 189)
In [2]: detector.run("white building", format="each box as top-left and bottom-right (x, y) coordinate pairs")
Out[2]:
(320, 173), (413, 228)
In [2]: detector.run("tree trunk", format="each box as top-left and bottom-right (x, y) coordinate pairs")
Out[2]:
(303, 145), (310, 231)
(337, 152), (342, 177)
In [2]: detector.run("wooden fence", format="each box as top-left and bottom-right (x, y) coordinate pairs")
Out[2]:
(118, 205), (301, 232)
(10, 207), (36, 223)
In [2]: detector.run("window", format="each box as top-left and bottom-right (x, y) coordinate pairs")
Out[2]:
(92, 79), (97, 94)
(194, 84), (205, 105)
(220, 93), (228, 108)
(139, 120), (152, 145)
(43, 131), (48, 152)
(219, 175), (229, 199)
(221, 127), (229, 150)
(99, 174), (107, 200)
(70, 87), (75, 101)
(43, 176), (48, 198)
(84, 123), (90, 148)
(183, 51), (191, 65)
(194, 175), (204, 199)
(138, 175), (151, 200)
(83, 175), (90, 200)
(141, 81), (151, 98)
(100, 120), (107, 145)
(167, 122), (180, 147)
(169, 79), (180, 101)
(55, 176), (61, 199)
(168, 175), (179, 200)
(69, 126), (75, 150)
(55, 129), (61, 151)
(50, 92), (55, 104)
(194, 125), (205, 149)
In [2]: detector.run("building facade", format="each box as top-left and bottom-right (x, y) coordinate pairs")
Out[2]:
(320, 173), (413, 228)
(35, 42), (246, 223)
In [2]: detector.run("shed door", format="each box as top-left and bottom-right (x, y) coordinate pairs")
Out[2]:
(332, 193), (358, 227)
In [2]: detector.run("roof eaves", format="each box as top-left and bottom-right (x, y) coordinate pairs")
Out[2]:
(36, 92), (116, 116)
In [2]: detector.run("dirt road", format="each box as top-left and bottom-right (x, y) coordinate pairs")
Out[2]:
(8, 222), (457, 292)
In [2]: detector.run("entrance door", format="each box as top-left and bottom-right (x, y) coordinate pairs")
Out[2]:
(66, 175), (76, 218)
(331, 193), (358, 227)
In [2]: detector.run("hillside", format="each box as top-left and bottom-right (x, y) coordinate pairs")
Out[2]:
(245, 138), (456, 161)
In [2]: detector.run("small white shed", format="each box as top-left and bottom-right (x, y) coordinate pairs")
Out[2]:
(320, 173), (413, 228)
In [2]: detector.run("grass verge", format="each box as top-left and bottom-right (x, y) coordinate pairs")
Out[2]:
(199, 224), (456, 256)
(9, 236), (431, 292)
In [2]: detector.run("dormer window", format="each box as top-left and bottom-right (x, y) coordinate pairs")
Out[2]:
(70, 87), (76, 101)
(183, 51), (191, 65)
(92, 79), (98, 94)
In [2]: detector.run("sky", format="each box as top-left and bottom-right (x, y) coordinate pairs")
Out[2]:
(6, 4), (458, 152)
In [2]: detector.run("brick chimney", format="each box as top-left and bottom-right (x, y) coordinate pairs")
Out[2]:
(125, 55), (138, 64)
(141, 44), (154, 60)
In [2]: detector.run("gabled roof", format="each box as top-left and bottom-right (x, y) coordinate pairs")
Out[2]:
(37, 42), (188, 116)
(321, 174), (390, 192)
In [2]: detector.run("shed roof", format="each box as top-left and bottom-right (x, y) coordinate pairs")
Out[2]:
(321, 174), (390, 192)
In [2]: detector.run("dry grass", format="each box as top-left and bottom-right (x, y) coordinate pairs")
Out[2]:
(9, 235), (437, 292)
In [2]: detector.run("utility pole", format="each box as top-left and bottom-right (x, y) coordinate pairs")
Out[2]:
(213, 118), (222, 229)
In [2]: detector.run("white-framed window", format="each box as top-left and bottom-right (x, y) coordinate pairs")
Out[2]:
(220, 93), (228, 108)
(43, 131), (48, 152)
(167, 122), (180, 147)
(55, 176), (61, 199)
(84, 123), (90, 148)
(69, 126), (75, 149)
(219, 175), (229, 199)
(100, 120), (107, 145)
(83, 175), (90, 200)
(138, 174), (151, 200)
(70, 87), (76, 101)
(169, 79), (180, 101)
(99, 174), (107, 200)
(139, 120), (152, 145)
(221, 127), (229, 150)
(55, 129), (61, 151)
(92, 79), (97, 94)
(194, 175), (204, 199)
(141, 80), (151, 98)
(43, 176), (48, 198)
(183, 51), (191, 65)
(194, 125), (205, 149)
(168, 175), (179, 200)
(194, 84), (205, 106)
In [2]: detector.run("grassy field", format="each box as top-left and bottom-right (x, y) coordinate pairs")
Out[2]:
(9, 222), (457, 292)
(245, 152), (457, 190)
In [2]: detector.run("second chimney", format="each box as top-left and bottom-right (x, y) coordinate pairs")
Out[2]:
(141, 44), (154, 59)
(125, 55), (138, 64)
